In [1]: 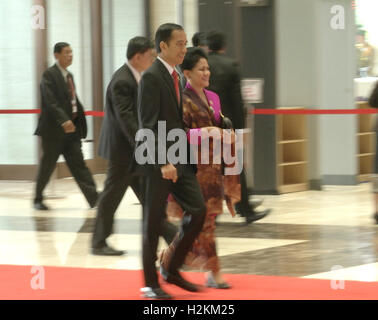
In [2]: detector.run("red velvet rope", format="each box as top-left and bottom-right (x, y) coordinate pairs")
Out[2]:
(0, 109), (104, 116)
(251, 109), (377, 115)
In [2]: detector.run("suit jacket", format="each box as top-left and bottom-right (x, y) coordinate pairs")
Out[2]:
(207, 52), (245, 129)
(135, 59), (195, 176)
(369, 81), (378, 131)
(34, 64), (87, 139)
(369, 81), (378, 109)
(98, 64), (139, 166)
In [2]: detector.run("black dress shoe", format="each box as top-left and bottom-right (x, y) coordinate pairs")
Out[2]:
(141, 287), (172, 299)
(374, 212), (378, 224)
(160, 265), (199, 292)
(245, 208), (271, 225)
(33, 202), (49, 211)
(91, 245), (125, 256)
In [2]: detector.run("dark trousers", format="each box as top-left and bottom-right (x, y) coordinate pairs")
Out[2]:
(143, 167), (206, 288)
(238, 168), (255, 214)
(34, 133), (98, 207)
(91, 161), (177, 248)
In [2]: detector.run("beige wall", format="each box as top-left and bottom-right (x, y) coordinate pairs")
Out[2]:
(0, 1), (38, 165)
(47, 0), (94, 160)
(150, 0), (179, 36)
(184, 0), (198, 46)
(150, 0), (198, 45)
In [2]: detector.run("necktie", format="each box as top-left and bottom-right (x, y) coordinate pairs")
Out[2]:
(172, 70), (180, 105)
(67, 74), (78, 120)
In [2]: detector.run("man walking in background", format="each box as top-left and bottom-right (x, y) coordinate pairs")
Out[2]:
(206, 31), (271, 224)
(34, 42), (98, 211)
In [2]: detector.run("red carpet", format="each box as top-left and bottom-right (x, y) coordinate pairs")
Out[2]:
(1, 264), (377, 300)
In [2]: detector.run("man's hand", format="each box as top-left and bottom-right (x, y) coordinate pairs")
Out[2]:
(161, 163), (178, 183)
(61, 120), (76, 133)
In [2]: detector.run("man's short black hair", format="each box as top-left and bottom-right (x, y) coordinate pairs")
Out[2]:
(54, 42), (70, 54)
(181, 47), (207, 71)
(206, 31), (226, 52)
(155, 23), (184, 53)
(127, 36), (154, 60)
(192, 32), (207, 47)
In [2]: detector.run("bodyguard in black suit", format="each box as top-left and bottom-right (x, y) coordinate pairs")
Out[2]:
(369, 81), (378, 224)
(34, 42), (98, 210)
(136, 24), (206, 299)
(206, 31), (270, 224)
(91, 37), (177, 256)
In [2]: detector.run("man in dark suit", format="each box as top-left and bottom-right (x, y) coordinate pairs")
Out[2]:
(91, 37), (177, 256)
(136, 23), (206, 299)
(206, 31), (270, 224)
(368, 81), (378, 224)
(33, 42), (98, 211)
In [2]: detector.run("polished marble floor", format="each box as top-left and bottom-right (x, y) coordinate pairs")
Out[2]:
(0, 175), (377, 283)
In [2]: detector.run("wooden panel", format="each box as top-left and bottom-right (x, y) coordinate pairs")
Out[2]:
(282, 163), (307, 185)
(0, 165), (38, 181)
(0, 160), (106, 181)
(358, 155), (374, 176)
(359, 134), (375, 154)
(276, 107), (308, 194)
(357, 174), (374, 183)
(281, 114), (306, 141)
(356, 102), (376, 180)
(56, 159), (106, 179)
(282, 141), (306, 163)
(278, 183), (308, 194)
(358, 114), (374, 133)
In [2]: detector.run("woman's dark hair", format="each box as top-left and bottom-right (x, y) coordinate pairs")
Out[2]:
(127, 36), (154, 60)
(155, 23), (184, 53)
(54, 42), (70, 54)
(181, 47), (208, 71)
